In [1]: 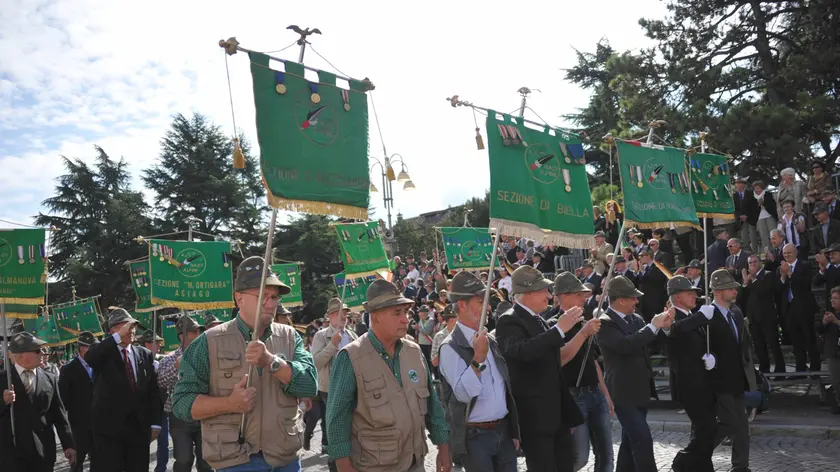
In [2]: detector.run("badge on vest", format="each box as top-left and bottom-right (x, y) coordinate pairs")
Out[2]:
(408, 369), (420, 383)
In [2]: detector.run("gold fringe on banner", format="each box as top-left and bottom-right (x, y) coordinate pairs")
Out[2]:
(45, 338), (78, 348)
(0, 297), (44, 305)
(266, 193), (368, 220)
(151, 298), (235, 310)
(697, 213), (736, 220)
(489, 218), (592, 249)
(344, 269), (391, 280)
(6, 311), (39, 319)
(282, 300), (303, 308)
(134, 305), (163, 313)
(59, 325), (104, 337)
(625, 220), (703, 231)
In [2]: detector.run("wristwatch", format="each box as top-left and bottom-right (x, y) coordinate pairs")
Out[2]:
(470, 359), (487, 372)
(269, 355), (284, 374)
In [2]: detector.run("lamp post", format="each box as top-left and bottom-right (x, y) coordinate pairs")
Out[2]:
(369, 154), (415, 228)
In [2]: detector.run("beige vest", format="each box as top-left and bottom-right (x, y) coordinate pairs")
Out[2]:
(344, 333), (429, 472)
(200, 320), (303, 469)
(313, 326), (358, 393)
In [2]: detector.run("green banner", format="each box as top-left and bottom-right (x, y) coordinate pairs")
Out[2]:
(249, 52), (371, 220)
(333, 272), (378, 311)
(485, 113), (594, 247)
(335, 221), (390, 278)
(200, 308), (234, 323)
(272, 263), (303, 307)
(0, 228), (47, 304)
(161, 317), (182, 352)
(129, 259), (168, 312)
(5, 303), (39, 319)
(616, 141), (700, 229)
(440, 227), (495, 271)
(52, 298), (104, 337)
(23, 314), (75, 347)
(133, 310), (156, 331)
(148, 239), (234, 310)
(689, 152), (735, 219)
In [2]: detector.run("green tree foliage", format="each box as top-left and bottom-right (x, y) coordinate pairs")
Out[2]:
(590, 184), (622, 210)
(272, 214), (342, 322)
(142, 113), (265, 249)
(35, 146), (152, 308)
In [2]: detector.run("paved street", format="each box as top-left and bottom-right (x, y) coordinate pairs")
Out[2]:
(56, 426), (840, 471)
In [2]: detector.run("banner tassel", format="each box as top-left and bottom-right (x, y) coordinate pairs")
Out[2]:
(475, 127), (485, 150)
(233, 138), (245, 169)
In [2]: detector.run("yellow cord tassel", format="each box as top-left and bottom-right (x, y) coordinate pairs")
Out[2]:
(475, 127), (485, 150)
(233, 138), (245, 169)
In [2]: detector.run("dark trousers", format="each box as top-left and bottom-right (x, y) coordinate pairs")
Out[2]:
(714, 393), (750, 471)
(5, 456), (54, 472)
(154, 413), (169, 472)
(614, 406), (657, 472)
(463, 422), (518, 472)
(91, 416), (150, 472)
(170, 412), (212, 472)
(751, 316), (786, 373)
(419, 344), (432, 368)
(304, 392), (327, 445)
(69, 428), (94, 472)
(785, 310), (822, 372)
(672, 389), (717, 472)
(521, 427), (575, 472)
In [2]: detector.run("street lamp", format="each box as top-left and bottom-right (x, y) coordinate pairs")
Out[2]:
(370, 153), (415, 228)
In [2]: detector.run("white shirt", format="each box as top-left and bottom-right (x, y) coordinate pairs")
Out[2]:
(438, 322), (509, 422)
(407, 269), (420, 281)
(113, 333), (160, 430)
(15, 363), (38, 392)
(498, 276), (512, 294)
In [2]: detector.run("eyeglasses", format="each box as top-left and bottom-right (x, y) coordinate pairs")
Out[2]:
(241, 292), (282, 302)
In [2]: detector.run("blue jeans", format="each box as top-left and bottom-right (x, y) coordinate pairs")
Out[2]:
(614, 406), (657, 472)
(462, 421), (518, 472)
(218, 453), (301, 472)
(570, 386), (614, 472)
(154, 413), (170, 472)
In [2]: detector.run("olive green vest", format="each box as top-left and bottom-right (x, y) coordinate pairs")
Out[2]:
(344, 333), (429, 472)
(200, 320), (303, 469)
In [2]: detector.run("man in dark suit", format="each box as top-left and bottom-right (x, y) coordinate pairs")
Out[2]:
(1, 332), (75, 472)
(818, 287), (840, 414)
(596, 276), (672, 472)
(577, 260), (603, 296)
(814, 244), (840, 310)
(733, 178), (760, 252)
(495, 265), (585, 472)
(725, 238), (751, 283)
(664, 276), (716, 472)
(85, 308), (163, 472)
(809, 202), (840, 253)
(648, 238), (674, 270)
(776, 243), (822, 373)
(738, 254), (786, 374)
(705, 269), (757, 472)
(637, 249), (668, 323)
(821, 189), (840, 222)
(706, 227), (730, 273)
(59, 331), (98, 472)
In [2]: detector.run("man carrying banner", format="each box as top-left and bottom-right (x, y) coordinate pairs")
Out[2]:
(172, 256), (317, 472)
(326, 279), (451, 472)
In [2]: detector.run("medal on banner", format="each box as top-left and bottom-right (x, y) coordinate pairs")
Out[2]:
(152, 243), (159, 259)
(629, 165), (636, 182)
(222, 252), (229, 268)
(498, 125), (511, 146)
(562, 168), (572, 192)
(635, 166), (643, 188)
(668, 173), (676, 193)
(506, 125), (520, 145)
(309, 82), (321, 104)
(712, 189), (719, 200)
(17, 245), (24, 264)
(341, 89), (350, 111)
(713, 165), (720, 176)
(560, 143), (572, 164)
(39, 243), (46, 262)
(720, 163), (727, 176)
(287, 269), (296, 286)
(681, 173), (689, 193)
(692, 180), (699, 193)
(28, 245), (35, 264)
(274, 71), (287, 95)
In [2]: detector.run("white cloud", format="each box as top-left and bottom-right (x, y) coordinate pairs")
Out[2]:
(0, 0), (665, 228)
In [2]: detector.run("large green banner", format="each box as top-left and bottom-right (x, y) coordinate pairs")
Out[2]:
(148, 239), (234, 310)
(129, 259), (168, 312)
(335, 221), (390, 278)
(133, 310), (157, 331)
(440, 227), (495, 271)
(333, 272), (378, 311)
(52, 298), (104, 337)
(689, 152), (735, 219)
(249, 52), (371, 220)
(272, 263), (302, 307)
(486, 113), (594, 248)
(5, 303), (39, 319)
(23, 314), (75, 347)
(161, 317), (182, 352)
(616, 141), (700, 228)
(0, 228), (47, 304)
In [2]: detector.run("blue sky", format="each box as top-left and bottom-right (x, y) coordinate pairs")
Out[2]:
(0, 0), (666, 228)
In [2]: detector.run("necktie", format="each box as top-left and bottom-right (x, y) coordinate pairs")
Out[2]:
(727, 313), (738, 341)
(123, 348), (137, 392)
(625, 316), (633, 326)
(23, 370), (34, 395)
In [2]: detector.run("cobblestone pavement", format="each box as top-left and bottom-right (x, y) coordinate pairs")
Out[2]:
(56, 426), (839, 471)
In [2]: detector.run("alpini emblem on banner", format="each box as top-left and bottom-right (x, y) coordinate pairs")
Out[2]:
(524, 142), (560, 185)
(172, 248), (207, 278)
(0, 238), (12, 267)
(296, 92), (338, 147)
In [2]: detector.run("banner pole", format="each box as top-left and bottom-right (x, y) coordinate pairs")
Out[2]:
(477, 226), (503, 332)
(2, 302), (15, 445)
(701, 136), (711, 354)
